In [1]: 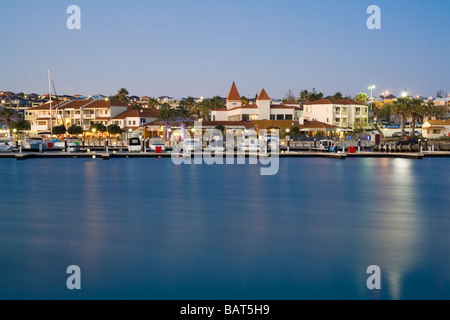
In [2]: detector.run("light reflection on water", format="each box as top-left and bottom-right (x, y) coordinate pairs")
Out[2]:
(0, 158), (449, 300)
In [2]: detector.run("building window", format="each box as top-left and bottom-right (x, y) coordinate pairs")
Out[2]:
(285, 115), (293, 120)
(276, 114), (284, 120)
(242, 114), (249, 121)
(335, 118), (341, 123)
(270, 115), (275, 120)
(432, 129), (441, 134)
(306, 107), (311, 113)
(213, 115), (216, 121)
(250, 114), (258, 120)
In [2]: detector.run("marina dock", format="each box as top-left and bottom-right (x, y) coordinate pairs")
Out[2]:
(1, 151), (450, 160)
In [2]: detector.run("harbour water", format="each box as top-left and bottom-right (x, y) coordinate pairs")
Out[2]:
(0, 158), (449, 300)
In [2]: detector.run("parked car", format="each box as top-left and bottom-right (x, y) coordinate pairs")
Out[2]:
(392, 132), (410, 138)
(396, 139), (418, 145)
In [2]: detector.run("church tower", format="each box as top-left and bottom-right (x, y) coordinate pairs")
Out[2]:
(256, 88), (271, 120)
(226, 82), (242, 109)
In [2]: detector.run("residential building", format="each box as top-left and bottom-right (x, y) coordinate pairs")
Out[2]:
(25, 99), (128, 132)
(303, 99), (369, 129)
(111, 109), (161, 132)
(422, 120), (450, 139)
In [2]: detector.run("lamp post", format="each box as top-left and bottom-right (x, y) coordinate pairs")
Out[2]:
(368, 85), (376, 127)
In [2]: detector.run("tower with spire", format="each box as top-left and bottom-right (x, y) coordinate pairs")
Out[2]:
(226, 82), (242, 109)
(256, 88), (271, 120)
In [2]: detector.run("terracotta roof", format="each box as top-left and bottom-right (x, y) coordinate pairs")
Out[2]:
(27, 101), (65, 111)
(58, 100), (93, 109)
(301, 121), (339, 130)
(122, 126), (140, 131)
(211, 108), (229, 112)
(424, 120), (449, 126)
(229, 104), (258, 111)
(270, 104), (300, 110)
(201, 121), (255, 128)
(257, 89), (271, 101)
(84, 100), (128, 109)
(304, 99), (333, 105)
(227, 82), (241, 101)
(112, 109), (160, 120)
(284, 101), (299, 105)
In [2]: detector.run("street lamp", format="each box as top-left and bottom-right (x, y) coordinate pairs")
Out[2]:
(368, 85), (376, 102)
(401, 91), (409, 98)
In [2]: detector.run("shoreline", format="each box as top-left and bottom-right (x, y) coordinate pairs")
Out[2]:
(1, 151), (450, 161)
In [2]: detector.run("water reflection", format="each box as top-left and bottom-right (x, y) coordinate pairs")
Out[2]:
(0, 158), (448, 299)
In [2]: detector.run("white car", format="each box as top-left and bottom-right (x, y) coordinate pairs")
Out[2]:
(149, 138), (166, 152)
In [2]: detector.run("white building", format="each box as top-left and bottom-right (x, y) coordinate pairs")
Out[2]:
(422, 120), (450, 139)
(210, 82), (302, 122)
(111, 109), (161, 132)
(25, 99), (128, 132)
(303, 99), (369, 129)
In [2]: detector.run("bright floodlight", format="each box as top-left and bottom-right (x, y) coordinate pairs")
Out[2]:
(401, 91), (408, 97)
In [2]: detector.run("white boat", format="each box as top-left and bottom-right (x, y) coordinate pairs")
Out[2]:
(24, 137), (46, 150)
(204, 139), (224, 152)
(149, 137), (166, 152)
(238, 134), (261, 152)
(181, 138), (201, 152)
(128, 137), (141, 152)
(67, 137), (81, 152)
(0, 138), (14, 152)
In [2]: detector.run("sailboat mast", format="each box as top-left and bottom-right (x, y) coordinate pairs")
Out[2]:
(48, 69), (52, 136)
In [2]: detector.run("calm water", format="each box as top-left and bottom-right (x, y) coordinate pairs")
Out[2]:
(0, 157), (449, 300)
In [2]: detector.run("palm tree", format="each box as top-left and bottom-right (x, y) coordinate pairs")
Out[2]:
(174, 106), (195, 140)
(355, 93), (369, 105)
(0, 108), (20, 136)
(407, 99), (426, 138)
(157, 103), (175, 140)
(298, 90), (310, 104)
(112, 88), (130, 104)
(391, 98), (410, 139)
(241, 96), (249, 105)
(148, 98), (159, 109)
(332, 92), (343, 100)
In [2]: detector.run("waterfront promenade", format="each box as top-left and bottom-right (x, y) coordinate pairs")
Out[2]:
(1, 150), (449, 161)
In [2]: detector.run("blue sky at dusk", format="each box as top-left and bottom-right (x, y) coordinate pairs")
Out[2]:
(1, 0), (449, 99)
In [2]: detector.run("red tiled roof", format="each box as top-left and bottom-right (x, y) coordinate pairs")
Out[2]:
(27, 101), (65, 110)
(229, 104), (258, 111)
(302, 121), (339, 130)
(112, 109), (160, 120)
(257, 88), (270, 101)
(59, 100), (92, 109)
(211, 108), (229, 111)
(270, 104), (300, 110)
(227, 82), (241, 101)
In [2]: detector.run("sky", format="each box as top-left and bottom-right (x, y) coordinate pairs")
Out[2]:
(1, 0), (449, 99)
